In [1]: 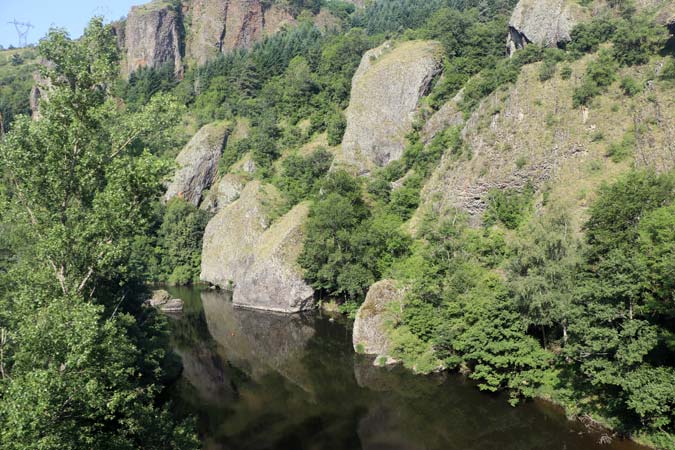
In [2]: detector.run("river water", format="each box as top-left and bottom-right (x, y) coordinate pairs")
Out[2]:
(164, 286), (647, 450)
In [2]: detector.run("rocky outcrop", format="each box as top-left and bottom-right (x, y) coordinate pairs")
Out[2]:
(187, 0), (296, 65)
(353, 280), (405, 360)
(164, 122), (229, 206)
(200, 173), (245, 212)
(337, 41), (443, 173)
(420, 95), (464, 144)
(123, 1), (183, 77)
(418, 55), (675, 224)
(200, 181), (314, 313)
(146, 289), (184, 312)
(507, 0), (580, 54)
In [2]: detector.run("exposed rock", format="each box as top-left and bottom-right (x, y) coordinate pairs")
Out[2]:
(337, 41), (443, 173)
(421, 97), (464, 144)
(507, 0), (580, 54)
(200, 182), (314, 313)
(200, 173), (246, 212)
(160, 298), (184, 312)
(186, 0), (229, 65)
(234, 201), (314, 312)
(353, 280), (405, 359)
(123, 1), (183, 77)
(164, 122), (229, 206)
(147, 290), (183, 311)
(418, 55), (675, 225)
(148, 289), (172, 307)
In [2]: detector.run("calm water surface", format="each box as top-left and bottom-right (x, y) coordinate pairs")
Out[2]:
(165, 286), (648, 450)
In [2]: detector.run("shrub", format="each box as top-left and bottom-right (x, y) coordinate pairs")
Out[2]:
(620, 76), (642, 96)
(483, 185), (534, 229)
(326, 110), (347, 146)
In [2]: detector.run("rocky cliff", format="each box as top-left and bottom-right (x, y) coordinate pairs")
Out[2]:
(122, 1), (184, 77)
(200, 181), (314, 312)
(507, 0), (582, 54)
(353, 280), (406, 362)
(186, 0), (295, 65)
(200, 173), (246, 212)
(419, 54), (675, 225)
(164, 121), (229, 206)
(337, 41), (443, 173)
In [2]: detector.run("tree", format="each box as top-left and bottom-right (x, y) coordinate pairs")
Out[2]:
(508, 212), (581, 347)
(0, 19), (196, 449)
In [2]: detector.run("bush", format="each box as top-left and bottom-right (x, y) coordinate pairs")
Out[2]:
(483, 185), (534, 230)
(326, 110), (347, 146)
(612, 16), (668, 66)
(660, 57), (675, 82)
(620, 76), (641, 96)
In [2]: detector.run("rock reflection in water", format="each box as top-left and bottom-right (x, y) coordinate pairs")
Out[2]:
(167, 287), (648, 450)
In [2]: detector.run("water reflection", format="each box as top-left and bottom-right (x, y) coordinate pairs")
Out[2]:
(166, 287), (647, 450)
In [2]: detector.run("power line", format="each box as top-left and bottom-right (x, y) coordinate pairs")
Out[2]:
(8, 19), (34, 48)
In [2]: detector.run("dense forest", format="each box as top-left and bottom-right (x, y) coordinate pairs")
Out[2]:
(1, 0), (674, 448)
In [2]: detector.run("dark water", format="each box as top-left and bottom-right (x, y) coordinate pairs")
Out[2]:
(165, 286), (648, 450)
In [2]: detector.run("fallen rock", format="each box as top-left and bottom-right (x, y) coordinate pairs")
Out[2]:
(147, 289), (183, 312)
(507, 0), (581, 54)
(200, 182), (314, 312)
(164, 122), (229, 206)
(148, 289), (172, 307)
(200, 173), (245, 212)
(353, 280), (406, 360)
(338, 40), (443, 173)
(160, 298), (184, 313)
(123, 1), (183, 77)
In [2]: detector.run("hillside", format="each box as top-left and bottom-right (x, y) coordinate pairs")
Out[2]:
(1, 0), (675, 448)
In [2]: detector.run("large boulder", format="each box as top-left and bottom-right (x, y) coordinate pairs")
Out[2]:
(507, 0), (580, 54)
(353, 280), (406, 359)
(164, 122), (229, 206)
(338, 41), (443, 173)
(200, 173), (246, 212)
(123, 1), (183, 77)
(235, 201), (314, 312)
(200, 181), (314, 312)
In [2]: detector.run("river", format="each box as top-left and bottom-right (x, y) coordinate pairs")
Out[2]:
(164, 285), (648, 450)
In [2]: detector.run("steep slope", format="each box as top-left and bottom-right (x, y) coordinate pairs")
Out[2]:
(122, 1), (184, 77)
(336, 40), (443, 174)
(419, 55), (675, 224)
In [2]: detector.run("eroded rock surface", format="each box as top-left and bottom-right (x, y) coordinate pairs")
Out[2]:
(200, 182), (314, 312)
(164, 122), (229, 206)
(200, 173), (245, 212)
(353, 280), (405, 358)
(507, 0), (579, 54)
(338, 41), (443, 173)
(123, 1), (183, 77)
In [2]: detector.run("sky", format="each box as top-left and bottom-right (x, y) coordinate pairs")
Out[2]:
(0, 0), (143, 48)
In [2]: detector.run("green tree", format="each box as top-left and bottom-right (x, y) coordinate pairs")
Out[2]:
(0, 19), (196, 449)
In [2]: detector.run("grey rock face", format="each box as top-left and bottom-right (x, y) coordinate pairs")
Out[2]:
(421, 97), (464, 144)
(338, 41), (443, 173)
(353, 280), (405, 358)
(164, 122), (229, 206)
(123, 2), (183, 77)
(507, 0), (577, 54)
(200, 173), (245, 212)
(200, 182), (314, 313)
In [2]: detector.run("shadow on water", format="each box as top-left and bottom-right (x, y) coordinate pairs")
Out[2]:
(164, 286), (649, 450)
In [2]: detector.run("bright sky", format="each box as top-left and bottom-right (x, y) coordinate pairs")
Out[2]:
(0, 0), (144, 48)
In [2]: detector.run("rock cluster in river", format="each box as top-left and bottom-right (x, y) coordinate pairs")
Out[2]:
(200, 181), (314, 313)
(337, 40), (443, 173)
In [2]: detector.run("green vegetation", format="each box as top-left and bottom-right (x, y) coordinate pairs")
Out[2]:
(0, 20), (198, 448)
